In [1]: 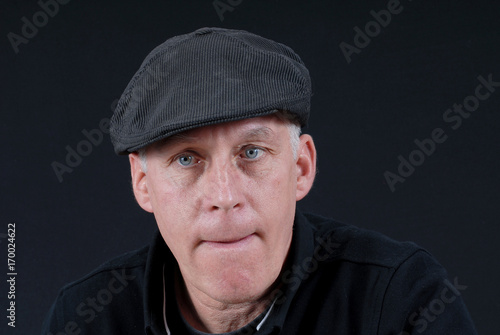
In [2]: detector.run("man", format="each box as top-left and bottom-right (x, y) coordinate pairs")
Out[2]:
(42, 27), (477, 334)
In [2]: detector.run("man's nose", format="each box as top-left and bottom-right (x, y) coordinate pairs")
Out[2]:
(203, 159), (243, 212)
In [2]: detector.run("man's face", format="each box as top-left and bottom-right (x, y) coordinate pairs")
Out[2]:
(130, 115), (315, 305)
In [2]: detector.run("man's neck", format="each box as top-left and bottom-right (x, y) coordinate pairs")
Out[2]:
(174, 271), (272, 333)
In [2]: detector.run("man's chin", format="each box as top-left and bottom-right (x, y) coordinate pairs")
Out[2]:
(202, 274), (275, 305)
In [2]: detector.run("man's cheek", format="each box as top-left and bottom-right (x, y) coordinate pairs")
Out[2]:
(239, 156), (277, 178)
(161, 168), (204, 188)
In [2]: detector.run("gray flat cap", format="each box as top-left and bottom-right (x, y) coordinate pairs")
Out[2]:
(110, 27), (312, 155)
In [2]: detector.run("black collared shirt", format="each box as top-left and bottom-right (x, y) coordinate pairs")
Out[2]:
(41, 211), (477, 334)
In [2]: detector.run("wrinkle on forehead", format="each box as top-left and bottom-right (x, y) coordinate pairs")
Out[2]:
(241, 126), (274, 140)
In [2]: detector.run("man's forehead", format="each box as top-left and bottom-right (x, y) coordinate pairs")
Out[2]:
(155, 116), (283, 148)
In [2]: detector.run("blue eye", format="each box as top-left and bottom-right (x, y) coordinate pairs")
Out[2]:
(178, 155), (194, 166)
(244, 148), (262, 159)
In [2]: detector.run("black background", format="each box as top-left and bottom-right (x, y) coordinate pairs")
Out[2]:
(1, 0), (499, 334)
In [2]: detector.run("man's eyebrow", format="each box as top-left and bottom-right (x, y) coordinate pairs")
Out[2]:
(159, 126), (276, 148)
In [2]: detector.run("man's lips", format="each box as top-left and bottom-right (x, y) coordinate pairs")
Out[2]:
(202, 233), (256, 249)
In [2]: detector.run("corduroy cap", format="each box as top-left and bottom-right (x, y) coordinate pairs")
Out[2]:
(110, 27), (312, 155)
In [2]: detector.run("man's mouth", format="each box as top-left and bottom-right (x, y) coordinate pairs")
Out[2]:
(202, 233), (256, 249)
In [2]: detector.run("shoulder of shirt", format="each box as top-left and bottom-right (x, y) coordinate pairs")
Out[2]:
(302, 212), (433, 269)
(56, 243), (150, 294)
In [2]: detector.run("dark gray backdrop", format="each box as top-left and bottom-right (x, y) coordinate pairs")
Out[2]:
(1, 0), (499, 334)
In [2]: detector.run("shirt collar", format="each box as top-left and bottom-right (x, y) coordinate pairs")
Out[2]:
(143, 232), (174, 334)
(259, 209), (316, 332)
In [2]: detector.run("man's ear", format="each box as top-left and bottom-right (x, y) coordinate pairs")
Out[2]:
(295, 134), (317, 201)
(129, 152), (154, 213)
